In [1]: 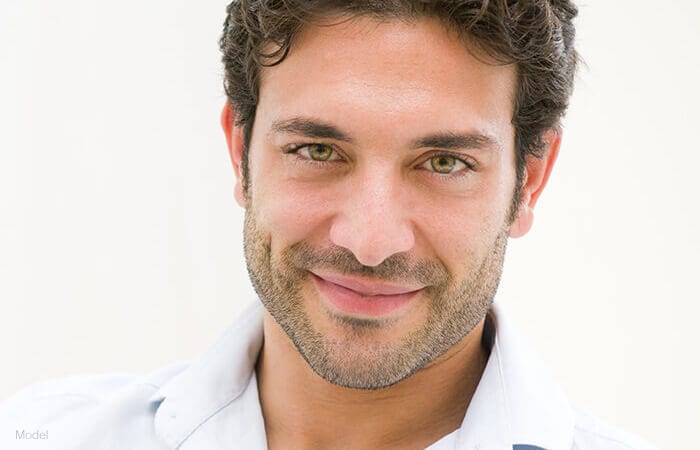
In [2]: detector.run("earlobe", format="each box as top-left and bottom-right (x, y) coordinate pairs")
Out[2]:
(508, 128), (561, 238)
(509, 206), (534, 238)
(220, 103), (247, 208)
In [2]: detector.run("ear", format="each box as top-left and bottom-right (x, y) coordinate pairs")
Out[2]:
(220, 103), (247, 208)
(509, 128), (561, 238)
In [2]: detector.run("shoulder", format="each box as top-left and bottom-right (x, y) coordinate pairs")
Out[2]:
(1, 362), (188, 414)
(571, 405), (660, 450)
(0, 362), (188, 449)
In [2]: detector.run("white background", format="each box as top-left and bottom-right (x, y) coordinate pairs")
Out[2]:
(1, 1), (698, 448)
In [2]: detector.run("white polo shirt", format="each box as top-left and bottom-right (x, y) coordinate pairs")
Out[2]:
(1, 301), (657, 449)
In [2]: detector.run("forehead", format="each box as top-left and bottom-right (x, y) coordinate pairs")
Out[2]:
(255, 15), (516, 144)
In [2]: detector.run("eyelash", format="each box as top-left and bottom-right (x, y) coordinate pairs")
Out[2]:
(283, 143), (343, 165)
(419, 150), (477, 175)
(283, 143), (476, 175)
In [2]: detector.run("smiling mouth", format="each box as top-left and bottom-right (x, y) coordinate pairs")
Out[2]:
(309, 271), (423, 318)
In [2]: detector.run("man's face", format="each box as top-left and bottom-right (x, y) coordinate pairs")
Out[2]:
(237, 16), (522, 389)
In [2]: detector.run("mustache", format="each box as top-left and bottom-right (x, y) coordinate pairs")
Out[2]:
(280, 241), (450, 287)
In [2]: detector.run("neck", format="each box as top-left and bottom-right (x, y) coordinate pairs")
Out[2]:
(256, 311), (489, 450)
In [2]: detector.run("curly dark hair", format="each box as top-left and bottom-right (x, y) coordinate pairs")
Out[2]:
(220, 0), (578, 209)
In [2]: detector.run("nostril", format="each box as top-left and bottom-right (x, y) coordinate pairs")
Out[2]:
(329, 213), (415, 268)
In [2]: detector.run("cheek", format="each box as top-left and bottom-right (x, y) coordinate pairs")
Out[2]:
(418, 207), (487, 270)
(412, 178), (512, 274)
(251, 170), (338, 252)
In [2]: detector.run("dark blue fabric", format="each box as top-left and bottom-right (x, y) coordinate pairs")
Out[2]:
(513, 445), (548, 450)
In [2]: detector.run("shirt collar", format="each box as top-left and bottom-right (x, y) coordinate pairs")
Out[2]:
(454, 303), (575, 449)
(149, 301), (574, 449)
(148, 302), (264, 448)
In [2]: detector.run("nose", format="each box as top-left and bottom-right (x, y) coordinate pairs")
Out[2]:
(329, 168), (415, 267)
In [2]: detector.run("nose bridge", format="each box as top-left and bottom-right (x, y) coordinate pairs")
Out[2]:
(357, 164), (394, 217)
(329, 162), (415, 267)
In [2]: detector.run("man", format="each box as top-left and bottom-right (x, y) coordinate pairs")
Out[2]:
(1, 1), (657, 449)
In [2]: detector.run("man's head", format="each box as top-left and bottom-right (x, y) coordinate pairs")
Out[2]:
(219, 1), (577, 389)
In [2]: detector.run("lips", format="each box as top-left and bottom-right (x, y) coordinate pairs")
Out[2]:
(310, 271), (423, 296)
(310, 271), (423, 317)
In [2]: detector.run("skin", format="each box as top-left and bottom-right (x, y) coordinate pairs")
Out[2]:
(222, 15), (560, 450)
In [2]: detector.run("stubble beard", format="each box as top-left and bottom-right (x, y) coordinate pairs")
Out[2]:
(243, 207), (509, 390)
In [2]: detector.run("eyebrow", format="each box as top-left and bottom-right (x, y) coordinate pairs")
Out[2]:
(410, 132), (498, 151)
(270, 116), (498, 151)
(270, 117), (355, 143)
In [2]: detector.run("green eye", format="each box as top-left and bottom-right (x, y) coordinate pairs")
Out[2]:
(430, 155), (457, 174)
(307, 144), (334, 161)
